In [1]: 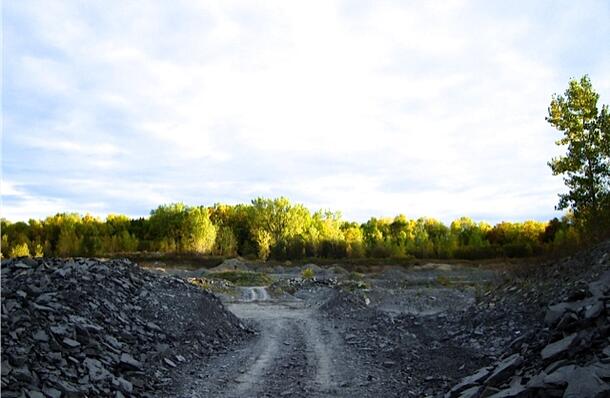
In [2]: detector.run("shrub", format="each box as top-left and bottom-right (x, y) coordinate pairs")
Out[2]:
(302, 267), (315, 280)
(9, 243), (31, 258)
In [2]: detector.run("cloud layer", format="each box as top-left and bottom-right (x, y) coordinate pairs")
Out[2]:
(3, 0), (610, 223)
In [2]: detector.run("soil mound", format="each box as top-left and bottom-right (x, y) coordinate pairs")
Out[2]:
(209, 258), (251, 272)
(319, 289), (368, 318)
(1, 257), (249, 398)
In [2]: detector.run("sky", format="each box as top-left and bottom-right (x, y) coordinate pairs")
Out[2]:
(2, 0), (610, 224)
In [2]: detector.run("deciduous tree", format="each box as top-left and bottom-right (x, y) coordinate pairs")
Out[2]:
(547, 75), (610, 239)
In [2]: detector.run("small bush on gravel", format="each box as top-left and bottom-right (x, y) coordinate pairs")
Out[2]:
(302, 267), (315, 280)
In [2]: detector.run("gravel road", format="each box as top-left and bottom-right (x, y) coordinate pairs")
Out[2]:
(175, 288), (390, 397)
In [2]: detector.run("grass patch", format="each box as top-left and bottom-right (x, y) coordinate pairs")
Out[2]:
(208, 271), (273, 286)
(347, 271), (365, 281)
(435, 275), (453, 287)
(339, 280), (369, 291)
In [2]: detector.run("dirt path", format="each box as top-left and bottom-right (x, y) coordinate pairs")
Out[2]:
(176, 289), (386, 397)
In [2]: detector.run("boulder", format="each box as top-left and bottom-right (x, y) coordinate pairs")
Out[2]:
(485, 354), (522, 387)
(541, 333), (578, 361)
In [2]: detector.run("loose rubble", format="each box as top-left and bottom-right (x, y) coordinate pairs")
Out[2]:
(444, 271), (610, 397)
(315, 241), (610, 397)
(444, 241), (610, 398)
(1, 257), (250, 397)
(2, 241), (608, 398)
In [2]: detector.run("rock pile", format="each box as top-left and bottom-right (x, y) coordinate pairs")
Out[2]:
(446, 270), (610, 397)
(269, 277), (339, 295)
(1, 257), (250, 398)
(208, 258), (251, 272)
(319, 289), (369, 318)
(314, 241), (610, 397)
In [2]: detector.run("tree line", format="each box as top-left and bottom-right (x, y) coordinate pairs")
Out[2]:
(2, 75), (608, 261)
(0, 198), (582, 260)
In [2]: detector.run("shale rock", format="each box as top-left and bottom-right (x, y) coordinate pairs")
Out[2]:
(443, 240), (610, 398)
(1, 257), (250, 397)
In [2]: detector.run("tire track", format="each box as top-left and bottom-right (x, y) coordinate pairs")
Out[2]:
(174, 293), (369, 397)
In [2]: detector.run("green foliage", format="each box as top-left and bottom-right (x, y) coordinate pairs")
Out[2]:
(214, 226), (238, 256)
(1, 230), (10, 259)
(250, 197), (311, 259)
(547, 75), (610, 239)
(0, 197), (583, 260)
(149, 203), (216, 253)
(302, 267), (315, 280)
(9, 242), (30, 257)
(33, 243), (44, 257)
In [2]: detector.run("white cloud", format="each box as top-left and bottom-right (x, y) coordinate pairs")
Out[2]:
(1, 181), (26, 197)
(2, 0), (608, 222)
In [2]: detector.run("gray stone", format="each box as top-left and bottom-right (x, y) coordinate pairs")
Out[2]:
(105, 335), (122, 349)
(457, 386), (482, 398)
(487, 385), (527, 398)
(117, 377), (133, 394)
(120, 353), (142, 370)
(544, 359), (572, 374)
(146, 321), (161, 331)
(50, 325), (68, 336)
(1, 360), (11, 376)
(62, 337), (81, 348)
(541, 333), (577, 360)
(155, 343), (169, 354)
(485, 354), (523, 387)
(41, 386), (61, 398)
(589, 270), (610, 297)
(48, 352), (63, 363)
(12, 366), (33, 382)
(585, 299), (604, 319)
(545, 302), (575, 325)
(84, 357), (110, 381)
(164, 358), (177, 368)
(33, 330), (49, 342)
(525, 371), (547, 389)
(35, 293), (57, 304)
(590, 361), (610, 379)
(54, 380), (81, 394)
(447, 367), (491, 397)
(544, 365), (576, 386)
(25, 391), (45, 398)
(563, 367), (610, 398)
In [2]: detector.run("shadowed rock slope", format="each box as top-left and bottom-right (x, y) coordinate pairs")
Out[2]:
(1, 257), (250, 398)
(445, 241), (610, 398)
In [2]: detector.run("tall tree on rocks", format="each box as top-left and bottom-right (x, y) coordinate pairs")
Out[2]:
(547, 75), (610, 240)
